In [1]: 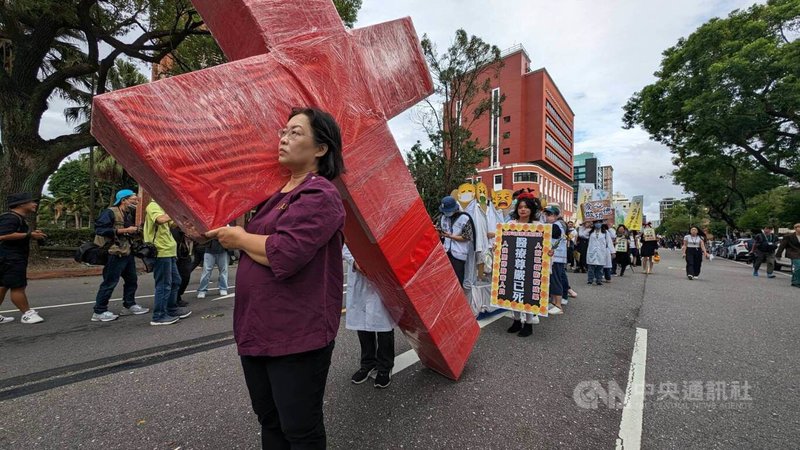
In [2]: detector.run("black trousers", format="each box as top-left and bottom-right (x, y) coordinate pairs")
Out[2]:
(686, 248), (703, 276)
(447, 252), (466, 286)
(176, 252), (202, 302)
(357, 330), (395, 374)
(240, 342), (334, 450)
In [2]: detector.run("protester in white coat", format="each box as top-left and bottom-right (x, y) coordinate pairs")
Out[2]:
(343, 246), (396, 389)
(581, 221), (615, 285)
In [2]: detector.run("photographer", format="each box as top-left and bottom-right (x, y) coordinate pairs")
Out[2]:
(0, 193), (46, 324)
(90, 189), (149, 322)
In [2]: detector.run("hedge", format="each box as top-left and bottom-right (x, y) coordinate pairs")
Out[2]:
(40, 228), (95, 247)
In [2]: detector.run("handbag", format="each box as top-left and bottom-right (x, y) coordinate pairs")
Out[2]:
(74, 241), (112, 266)
(653, 252), (661, 263)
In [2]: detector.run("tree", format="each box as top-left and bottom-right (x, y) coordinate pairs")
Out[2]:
(670, 152), (785, 229)
(0, 0), (208, 211)
(0, 0), (363, 213)
(155, 0), (363, 77)
(623, 0), (800, 184)
(408, 29), (504, 218)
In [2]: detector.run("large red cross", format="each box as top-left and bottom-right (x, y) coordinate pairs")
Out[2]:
(91, 0), (479, 379)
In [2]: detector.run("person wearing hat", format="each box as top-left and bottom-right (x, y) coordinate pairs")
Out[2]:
(91, 189), (149, 322)
(438, 196), (473, 287)
(0, 193), (46, 324)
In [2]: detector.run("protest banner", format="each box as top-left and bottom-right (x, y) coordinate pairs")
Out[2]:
(575, 183), (594, 222)
(643, 228), (657, 242)
(624, 195), (644, 231)
(491, 223), (552, 316)
(581, 200), (614, 222)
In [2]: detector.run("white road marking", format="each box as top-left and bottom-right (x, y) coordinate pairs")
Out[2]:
(0, 287), (233, 314)
(3, 282), (351, 313)
(616, 327), (648, 450)
(390, 310), (510, 376)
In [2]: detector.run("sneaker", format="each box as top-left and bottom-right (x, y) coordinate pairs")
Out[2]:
(176, 299), (189, 307)
(351, 368), (374, 384)
(587, 281), (594, 285)
(197, 291), (206, 299)
(753, 272), (759, 277)
(562, 298), (569, 305)
(91, 311), (119, 322)
(150, 316), (180, 326)
(120, 304), (149, 316)
(548, 306), (563, 315)
(219, 290), (228, 296)
(568, 289), (578, 298)
(687, 275), (694, 280)
(0, 315), (15, 324)
(530, 315), (540, 325)
(693, 275), (700, 280)
(767, 274), (776, 279)
(374, 372), (392, 389)
(172, 308), (192, 319)
(517, 323), (533, 337)
(507, 319), (523, 333)
(595, 282), (603, 286)
(21, 309), (44, 324)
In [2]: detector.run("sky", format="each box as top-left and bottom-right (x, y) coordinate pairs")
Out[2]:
(356, 0), (761, 219)
(38, 0), (761, 219)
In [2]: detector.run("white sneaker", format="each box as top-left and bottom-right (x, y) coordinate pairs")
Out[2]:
(219, 290), (228, 296)
(21, 309), (44, 324)
(562, 298), (569, 305)
(0, 315), (14, 324)
(548, 305), (563, 315)
(91, 311), (119, 322)
(529, 315), (540, 325)
(197, 291), (206, 299)
(120, 304), (149, 315)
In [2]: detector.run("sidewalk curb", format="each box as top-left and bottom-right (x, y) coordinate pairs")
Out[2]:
(28, 267), (104, 280)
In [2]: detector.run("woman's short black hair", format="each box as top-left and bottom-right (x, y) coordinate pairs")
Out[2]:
(510, 197), (541, 222)
(289, 107), (345, 180)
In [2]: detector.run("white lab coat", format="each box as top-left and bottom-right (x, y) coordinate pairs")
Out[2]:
(343, 246), (395, 332)
(583, 229), (615, 267)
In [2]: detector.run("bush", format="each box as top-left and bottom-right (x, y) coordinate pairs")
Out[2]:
(40, 228), (95, 247)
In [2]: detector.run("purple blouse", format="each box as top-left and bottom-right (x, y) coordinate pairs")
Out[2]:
(234, 174), (345, 357)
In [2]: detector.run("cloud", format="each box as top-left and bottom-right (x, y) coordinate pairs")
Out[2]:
(360, 0), (761, 218)
(32, 0), (762, 218)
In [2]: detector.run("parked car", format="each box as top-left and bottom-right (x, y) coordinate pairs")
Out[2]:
(727, 238), (753, 261)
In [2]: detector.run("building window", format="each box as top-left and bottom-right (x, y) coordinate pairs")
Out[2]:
(503, 131), (511, 139)
(493, 174), (503, 190)
(546, 132), (572, 161)
(513, 171), (538, 183)
(503, 147), (511, 155)
(490, 88), (500, 167)
(475, 176), (482, 183)
(503, 116), (511, 123)
(546, 116), (572, 146)
(546, 100), (573, 135)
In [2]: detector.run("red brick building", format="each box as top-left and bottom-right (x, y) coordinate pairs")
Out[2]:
(464, 45), (576, 218)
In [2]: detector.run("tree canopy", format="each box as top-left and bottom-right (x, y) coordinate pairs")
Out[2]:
(407, 29), (504, 218)
(623, 0), (800, 183)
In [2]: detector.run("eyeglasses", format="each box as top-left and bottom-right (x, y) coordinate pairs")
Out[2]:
(278, 128), (305, 141)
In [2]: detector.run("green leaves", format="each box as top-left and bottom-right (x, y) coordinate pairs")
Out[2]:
(624, 0), (800, 182)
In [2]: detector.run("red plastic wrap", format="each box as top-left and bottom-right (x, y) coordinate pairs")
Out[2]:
(91, 0), (478, 380)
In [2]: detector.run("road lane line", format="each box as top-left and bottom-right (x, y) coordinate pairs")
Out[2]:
(2, 284), (350, 313)
(390, 310), (509, 376)
(616, 327), (648, 450)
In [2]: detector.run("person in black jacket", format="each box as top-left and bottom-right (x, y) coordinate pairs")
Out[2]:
(91, 189), (149, 322)
(752, 225), (779, 278)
